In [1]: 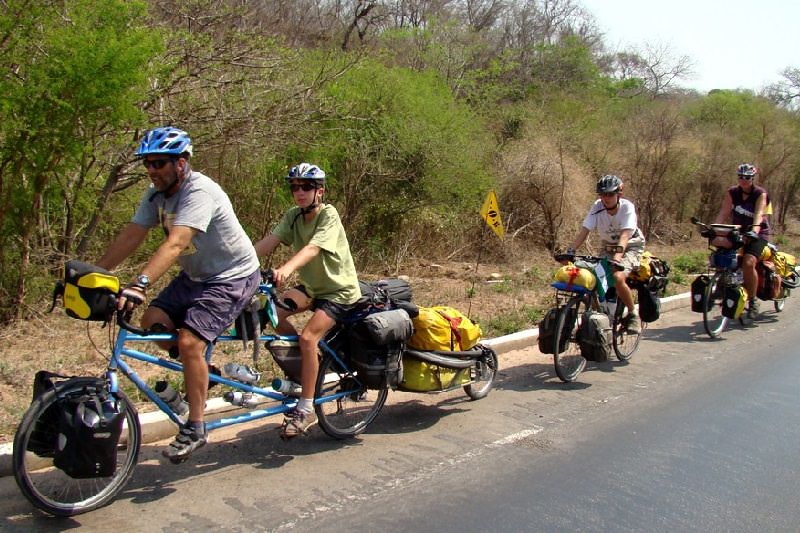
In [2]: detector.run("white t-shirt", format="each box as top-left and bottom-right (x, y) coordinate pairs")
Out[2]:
(581, 198), (641, 245)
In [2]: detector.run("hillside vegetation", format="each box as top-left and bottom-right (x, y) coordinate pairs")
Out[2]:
(2, 0), (800, 321)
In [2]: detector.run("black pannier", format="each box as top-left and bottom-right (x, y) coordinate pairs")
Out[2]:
(637, 286), (661, 323)
(538, 305), (577, 354)
(347, 309), (412, 389)
(27, 370), (70, 457)
(691, 275), (711, 313)
(358, 279), (418, 317)
(53, 388), (126, 479)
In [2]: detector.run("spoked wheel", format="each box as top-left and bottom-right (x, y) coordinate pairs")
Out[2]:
(13, 378), (140, 517)
(703, 272), (729, 338)
(553, 297), (587, 382)
(314, 353), (388, 439)
(613, 306), (644, 362)
(463, 346), (498, 400)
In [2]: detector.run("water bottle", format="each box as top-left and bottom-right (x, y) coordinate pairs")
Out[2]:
(271, 378), (302, 397)
(223, 391), (260, 408)
(223, 362), (260, 384)
(155, 380), (189, 417)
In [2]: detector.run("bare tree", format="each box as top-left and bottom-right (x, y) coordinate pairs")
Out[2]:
(608, 43), (694, 97)
(766, 67), (800, 110)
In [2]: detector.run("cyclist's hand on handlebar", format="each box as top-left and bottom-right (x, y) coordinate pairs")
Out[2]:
(554, 248), (576, 264)
(117, 284), (146, 311)
(271, 266), (292, 289)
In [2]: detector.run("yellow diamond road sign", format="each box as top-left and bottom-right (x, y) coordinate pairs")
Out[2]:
(480, 190), (504, 240)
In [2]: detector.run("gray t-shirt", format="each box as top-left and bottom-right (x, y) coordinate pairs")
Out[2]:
(132, 171), (259, 282)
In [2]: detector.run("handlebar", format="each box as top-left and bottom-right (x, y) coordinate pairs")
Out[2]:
(553, 253), (624, 272)
(260, 269), (296, 312)
(113, 269), (297, 335)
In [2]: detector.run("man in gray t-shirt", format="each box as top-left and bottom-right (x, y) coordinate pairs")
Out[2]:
(97, 127), (260, 463)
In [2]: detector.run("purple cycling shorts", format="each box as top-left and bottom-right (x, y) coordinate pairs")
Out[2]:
(151, 269), (260, 343)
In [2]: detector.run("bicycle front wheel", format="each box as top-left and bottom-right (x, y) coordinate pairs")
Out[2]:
(703, 271), (729, 338)
(314, 353), (388, 439)
(553, 297), (587, 382)
(13, 378), (141, 517)
(463, 346), (499, 400)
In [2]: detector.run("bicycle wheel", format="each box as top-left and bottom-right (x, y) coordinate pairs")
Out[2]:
(613, 298), (643, 363)
(703, 272), (729, 338)
(13, 378), (141, 517)
(314, 353), (388, 439)
(553, 297), (587, 382)
(463, 346), (498, 400)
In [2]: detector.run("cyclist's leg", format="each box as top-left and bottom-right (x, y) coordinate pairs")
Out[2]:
(164, 269), (260, 460)
(614, 237), (645, 331)
(274, 286), (311, 335)
(742, 237), (767, 316)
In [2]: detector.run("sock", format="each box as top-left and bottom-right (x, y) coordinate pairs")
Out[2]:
(186, 420), (206, 435)
(297, 398), (313, 414)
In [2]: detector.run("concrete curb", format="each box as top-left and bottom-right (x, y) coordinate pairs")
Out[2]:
(0, 292), (691, 477)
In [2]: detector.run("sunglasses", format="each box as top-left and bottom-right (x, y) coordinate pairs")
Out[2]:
(738, 175), (754, 181)
(599, 192), (617, 197)
(289, 183), (317, 192)
(142, 158), (172, 170)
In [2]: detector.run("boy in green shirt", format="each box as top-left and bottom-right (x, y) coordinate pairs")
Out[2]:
(255, 163), (360, 439)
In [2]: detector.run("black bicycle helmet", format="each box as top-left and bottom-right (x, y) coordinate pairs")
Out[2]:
(596, 174), (623, 194)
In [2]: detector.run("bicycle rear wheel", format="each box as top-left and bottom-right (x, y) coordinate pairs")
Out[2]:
(553, 297), (587, 382)
(703, 271), (729, 338)
(13, 378), (141, 517)
(613, 298), (643, 362)
(315, 353), (388, 439)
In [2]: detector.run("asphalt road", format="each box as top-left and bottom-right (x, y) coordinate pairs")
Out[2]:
(1, 302), (798, 531)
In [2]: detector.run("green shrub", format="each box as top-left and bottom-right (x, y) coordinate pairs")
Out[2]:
(670, 251), (707, 275)
(480, 305), (543, 337)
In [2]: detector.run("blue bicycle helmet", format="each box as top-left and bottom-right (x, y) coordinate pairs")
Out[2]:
(286, 163), (326, 182)
(135, 127), (193, 158)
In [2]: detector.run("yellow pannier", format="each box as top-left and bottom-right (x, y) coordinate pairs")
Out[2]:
(408, 306), (482, 352)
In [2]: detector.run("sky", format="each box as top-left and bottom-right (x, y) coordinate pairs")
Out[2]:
(579, 0), (800, 93)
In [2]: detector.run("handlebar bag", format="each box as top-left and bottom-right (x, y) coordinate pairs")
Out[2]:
(61, 260), (120, 321)
(554, 264), (596, 291)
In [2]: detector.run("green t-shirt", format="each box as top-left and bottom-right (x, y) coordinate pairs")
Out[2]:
(272, 204), (361, 304)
